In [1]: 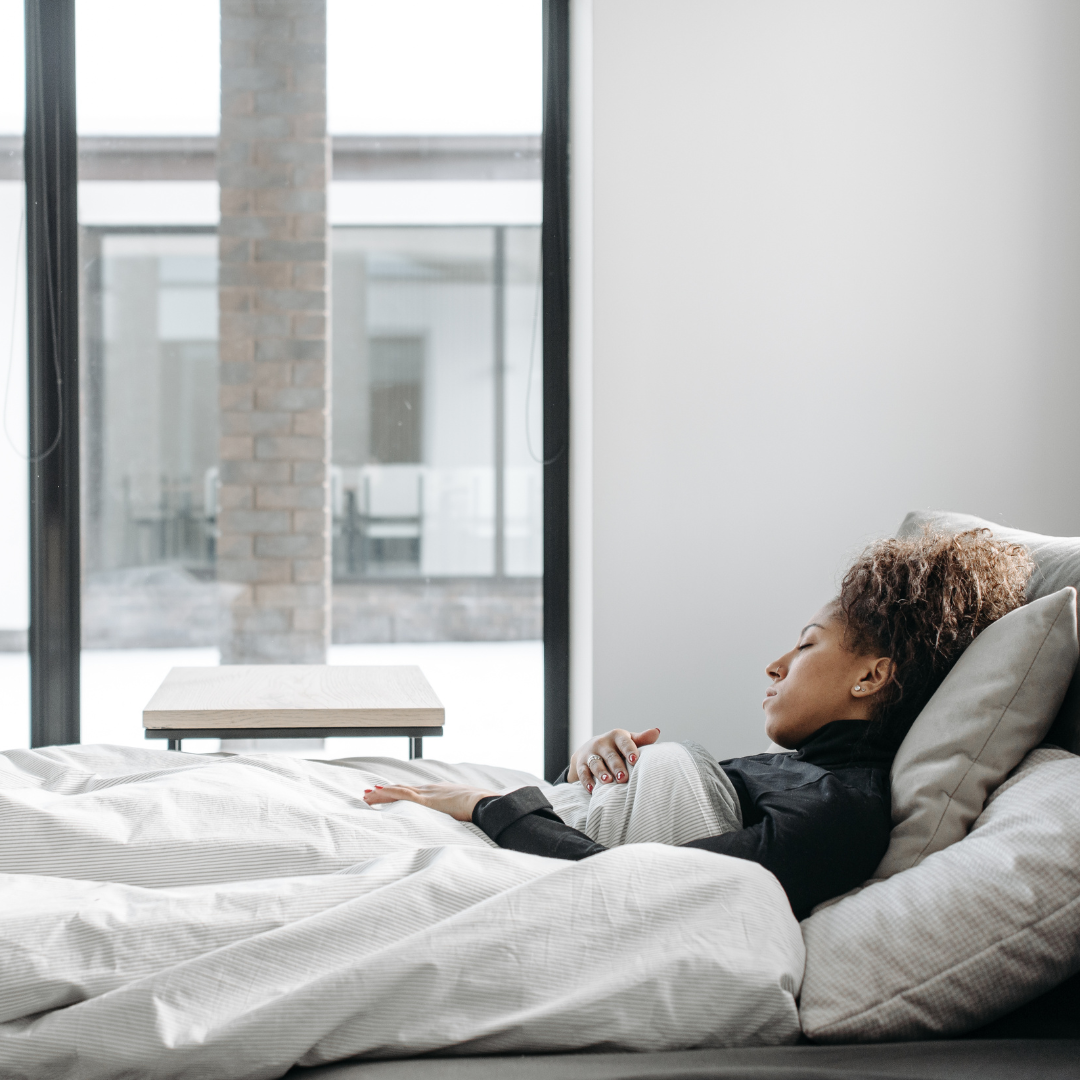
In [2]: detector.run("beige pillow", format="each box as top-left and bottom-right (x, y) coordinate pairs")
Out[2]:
(873, 586), (1078, 881)
(898, 509), (1080, 752)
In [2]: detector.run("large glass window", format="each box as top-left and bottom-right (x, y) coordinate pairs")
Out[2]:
(77, 0), (222, 750)
(323, 0), (544, 772)
(0, 0), (28, 750)
(69, 0), (544, 771)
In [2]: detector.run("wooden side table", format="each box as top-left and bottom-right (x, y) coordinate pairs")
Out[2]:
(143, 665), (444, 759)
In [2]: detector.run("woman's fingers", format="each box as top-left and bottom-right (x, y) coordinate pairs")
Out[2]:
(577, 761), (595, 792)
(569, 726), (658, 789)
(629, 727), (661, 756)
(363, 784), (416, 806)
(614, 731), (640, 770)
(582, 755), (604, 789)
(586, 746), (618, 785)
(581, 748), (608, 790)
(600, 747), (627, 783)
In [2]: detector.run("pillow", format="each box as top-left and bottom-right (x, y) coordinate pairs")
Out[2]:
(873, 586), (1078, 881)
(898, 509), (1080, 753)
(800, 747), (1080, 1042)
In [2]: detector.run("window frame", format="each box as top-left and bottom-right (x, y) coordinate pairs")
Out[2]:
(25, 0), (573, 774)
(542, 0), (571, 779)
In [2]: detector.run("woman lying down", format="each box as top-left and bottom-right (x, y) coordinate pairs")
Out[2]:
(366, 529), (1032, 919)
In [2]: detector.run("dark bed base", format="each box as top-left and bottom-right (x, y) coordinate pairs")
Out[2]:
(295, 1040), (1080, 1080)
(292, 974), (1080, 1080)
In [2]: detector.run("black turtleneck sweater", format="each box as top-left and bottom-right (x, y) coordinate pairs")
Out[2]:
(471, 720), (894, 920)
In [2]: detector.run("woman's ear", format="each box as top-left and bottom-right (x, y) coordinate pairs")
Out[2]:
(852, 656), (894, 699)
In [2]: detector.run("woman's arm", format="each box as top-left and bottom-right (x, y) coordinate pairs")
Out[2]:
(364, 777), (889, 919)
(400, 777), (888, 919)
(362, 783), (497, 820)
(363, 783), (606, 860)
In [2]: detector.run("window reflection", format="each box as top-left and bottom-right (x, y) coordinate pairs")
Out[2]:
(82, 223), (541, 645)
(331, 226), (541, 585)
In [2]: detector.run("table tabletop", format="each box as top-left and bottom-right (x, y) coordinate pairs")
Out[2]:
(143, 665), (445, 732)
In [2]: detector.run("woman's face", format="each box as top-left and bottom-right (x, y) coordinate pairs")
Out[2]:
(763, 604), (886, 749)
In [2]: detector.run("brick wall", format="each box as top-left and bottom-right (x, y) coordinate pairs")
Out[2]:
(217, 0), (330, 663)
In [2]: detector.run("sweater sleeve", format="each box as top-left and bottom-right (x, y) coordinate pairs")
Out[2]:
(680, 774), (890, 918)
(471, 787), (606, 861)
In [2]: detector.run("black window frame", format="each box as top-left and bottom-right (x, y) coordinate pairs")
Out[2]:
(25, 0), (80, 748)
(542, 0), (570, 780)
(24, 0), (573, 776)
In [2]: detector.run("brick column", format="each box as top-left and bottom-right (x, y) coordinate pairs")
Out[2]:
(217, 0), (330, 664)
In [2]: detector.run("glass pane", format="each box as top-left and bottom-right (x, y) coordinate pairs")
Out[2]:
(504, 225), (543, 577)
(326, 0), (544, 774)
(328, 0), (541, 135)
(333, 227), (497, 579)
(0, 0), (29, 750)
(72, 0), (543, 768)
(78, 0), (222, 752)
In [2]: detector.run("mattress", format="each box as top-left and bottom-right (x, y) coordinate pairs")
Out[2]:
(292, 1039), (1080, 1080)
(295, 971), (1080, 1079)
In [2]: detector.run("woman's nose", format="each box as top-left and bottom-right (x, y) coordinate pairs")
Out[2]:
(766, 658), (784, 680)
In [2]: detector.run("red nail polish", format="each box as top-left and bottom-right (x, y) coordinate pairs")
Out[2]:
(602, 774), (610, 782)
(375, 785), (383, 789)
(587, 784), (593, 792)
(629, 754), (637, 764)
(617, 771), (625, 781)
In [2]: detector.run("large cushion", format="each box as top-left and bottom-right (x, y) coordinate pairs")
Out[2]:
(800, 747), (1080, 1042)
(872, 587), (1078, 880)
(898, 509), (1080, 752)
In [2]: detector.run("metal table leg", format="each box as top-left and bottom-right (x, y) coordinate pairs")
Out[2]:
(167, 739), (182, 752)
(409, 737), (422, 760)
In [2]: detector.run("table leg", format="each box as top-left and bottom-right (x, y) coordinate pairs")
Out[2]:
(409, 737), (422, 760)
(167, 739), (182, 752)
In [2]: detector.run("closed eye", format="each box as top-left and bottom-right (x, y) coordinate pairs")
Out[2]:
(798, 643), (813, 650)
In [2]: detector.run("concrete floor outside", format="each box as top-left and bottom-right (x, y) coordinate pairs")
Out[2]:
(0, 640), (544, 779)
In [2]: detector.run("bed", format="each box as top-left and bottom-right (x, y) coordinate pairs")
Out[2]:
(293, 974), (1080, 1078)
(295, 508), (1080, 1078)
(299, 1034), (1080, 1080)
(4, 510), (1080, 1079)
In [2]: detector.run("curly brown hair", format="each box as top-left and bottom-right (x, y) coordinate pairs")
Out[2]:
(837, 528), (1033, 744)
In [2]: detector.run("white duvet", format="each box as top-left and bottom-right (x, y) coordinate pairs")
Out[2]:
(0, 744), (804, 1080)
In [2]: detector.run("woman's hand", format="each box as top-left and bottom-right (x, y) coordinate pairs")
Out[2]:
(362, 783), (498, 821)
(567, 727), (661, 791)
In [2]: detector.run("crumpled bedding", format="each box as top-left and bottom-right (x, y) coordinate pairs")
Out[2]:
(0, 744), (804, 1080)
(547, 740), (744, 847)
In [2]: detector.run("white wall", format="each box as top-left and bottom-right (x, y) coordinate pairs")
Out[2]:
(585, 0), (1080, 758)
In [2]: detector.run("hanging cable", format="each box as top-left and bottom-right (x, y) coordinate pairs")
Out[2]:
(20, 10), (66, 466)
(524, 257), (562, 466)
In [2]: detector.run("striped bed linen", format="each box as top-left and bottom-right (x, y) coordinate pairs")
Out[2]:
(547, 740), (744, 846)
(0, 744), (804, 1079)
